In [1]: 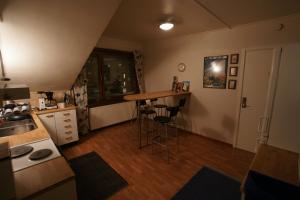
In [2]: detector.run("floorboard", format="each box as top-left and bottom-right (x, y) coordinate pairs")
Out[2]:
(62, 121), (254, 200)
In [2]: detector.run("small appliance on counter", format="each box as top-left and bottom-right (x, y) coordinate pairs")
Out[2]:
(37, 91), (58, 110)
(38, 97), (46, 110)
(45, 91), (57, 108)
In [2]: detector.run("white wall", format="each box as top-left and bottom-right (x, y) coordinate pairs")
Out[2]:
(0, 0), (121, 91)
(143, 14), (300, 144)
(268, 44), (300, 153)
(96, 36), (143, 51)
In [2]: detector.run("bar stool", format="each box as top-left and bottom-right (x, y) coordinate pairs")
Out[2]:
(152, 98), (167, 116)
(131, 100), (147, 123)
(166, 98), (186, 129)
(140, 101), (157, 145)
(152, 106), (179, 163)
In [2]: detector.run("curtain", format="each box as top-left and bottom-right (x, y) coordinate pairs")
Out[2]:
(133, 50), (145, 93)
(73, 67), (89, 135)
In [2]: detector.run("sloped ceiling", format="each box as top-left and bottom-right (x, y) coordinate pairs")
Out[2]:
(103, 0), (300, 41)
(0, 0), (121, 91)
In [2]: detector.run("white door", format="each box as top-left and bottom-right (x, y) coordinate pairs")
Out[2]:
(236, 48), (280, 152)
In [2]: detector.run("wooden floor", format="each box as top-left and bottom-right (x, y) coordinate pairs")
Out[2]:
(63, 121), (254, 200)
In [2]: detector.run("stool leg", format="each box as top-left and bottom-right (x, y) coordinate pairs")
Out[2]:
(179, 110), (185, 131)
(165, 124), (170, 163)
(176, 124), (179, 152)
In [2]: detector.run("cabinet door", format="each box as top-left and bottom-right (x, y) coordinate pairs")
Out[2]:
(38, 113), (58, 144)
(55, 109), (79, 145)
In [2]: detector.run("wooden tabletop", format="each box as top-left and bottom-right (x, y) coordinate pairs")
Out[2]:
(241, 144), (300, 191)
(123, 90), (191, 101)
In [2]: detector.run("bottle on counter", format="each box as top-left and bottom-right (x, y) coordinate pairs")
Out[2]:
(171, 76), (178, 92)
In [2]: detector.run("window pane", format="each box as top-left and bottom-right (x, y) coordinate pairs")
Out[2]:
(86, 54), (101, 105)
(103, 54), (137, 98)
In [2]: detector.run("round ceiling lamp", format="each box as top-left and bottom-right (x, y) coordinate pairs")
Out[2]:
(159, 22), (174, 31)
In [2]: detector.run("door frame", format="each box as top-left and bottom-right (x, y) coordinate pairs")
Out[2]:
(232, 46), (282, 150)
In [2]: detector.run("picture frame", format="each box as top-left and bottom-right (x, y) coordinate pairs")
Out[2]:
(228, 80), (237, 89)
(182, 81), (190, 92)
(230, 54), (239, 64)
(203, 55), (228, 89)
(229, 66), (238, 76)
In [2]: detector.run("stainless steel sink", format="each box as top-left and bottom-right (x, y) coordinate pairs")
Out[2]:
(0, 118), (37, 137)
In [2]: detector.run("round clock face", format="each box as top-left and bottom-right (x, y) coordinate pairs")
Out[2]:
(177, 63), (186, 72)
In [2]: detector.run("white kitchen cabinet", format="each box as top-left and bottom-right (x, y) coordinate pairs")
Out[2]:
(38, 109), (79, 145)
(39, 113), (58, 144)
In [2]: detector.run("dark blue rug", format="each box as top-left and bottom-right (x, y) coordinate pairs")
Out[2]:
(171, 166), (241, 200)
(69, 151), (128, 200)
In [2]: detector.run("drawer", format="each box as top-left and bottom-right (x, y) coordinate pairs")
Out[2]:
(62, 124), (73, 130)
(57, 127), (78, 145)
(55, 109), (76, 120)
(56, 119), (77, 132)
(55, 109), (79, 145)
(58, 135), (78, 145)
(61, 118), (73, 124)
(63, 129), (75, 135)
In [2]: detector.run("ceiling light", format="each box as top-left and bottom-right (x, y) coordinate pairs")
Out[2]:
(159, 22), (174, 31)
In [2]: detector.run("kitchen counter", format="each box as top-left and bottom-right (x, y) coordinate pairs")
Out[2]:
(0, 112), (75, 199)
(241, 144), (300, 191)
(241, 144), (300, 199)
(34, 105), (76, 115)
(0, 113), (49, 147)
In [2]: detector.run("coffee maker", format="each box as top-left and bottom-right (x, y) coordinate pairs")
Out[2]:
(38, 91), (57, 110)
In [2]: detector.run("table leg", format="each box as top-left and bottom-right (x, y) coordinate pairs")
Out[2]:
(137, 100), (142, 148)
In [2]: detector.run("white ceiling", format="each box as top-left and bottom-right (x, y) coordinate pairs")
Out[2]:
(0, 0), (121, 91)
(103, 0), (300, 41)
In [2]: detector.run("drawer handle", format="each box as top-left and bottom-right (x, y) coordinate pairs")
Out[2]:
(64, 125), (72, 128)
(65, 136), (73, 140)
(46, 115), (54, 118)
(63, 113), (71, 116)
(65, 130), (73, 134)
(64, 119), (71, 122)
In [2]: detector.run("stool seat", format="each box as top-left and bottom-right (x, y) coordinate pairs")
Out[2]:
(154, 116), (170, 124)
(166, 106), (177, 112)
(141, 109), (156, 115)
(154, 104), (167, 108)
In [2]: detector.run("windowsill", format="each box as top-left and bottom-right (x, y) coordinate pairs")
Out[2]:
(88, 92), (137, 108)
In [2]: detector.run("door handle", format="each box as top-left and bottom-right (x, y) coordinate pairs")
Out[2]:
(241, 97), (247, 108)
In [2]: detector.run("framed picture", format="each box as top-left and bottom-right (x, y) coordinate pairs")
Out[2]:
(229, 66), (238, 76)
(228, 80), (237, 89)
(230, 54), (239, 64)
(203, 55), (228, 89)
(182, 81), (190, 92)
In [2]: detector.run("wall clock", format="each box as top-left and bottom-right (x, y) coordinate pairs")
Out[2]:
(177, 63), (186, 72)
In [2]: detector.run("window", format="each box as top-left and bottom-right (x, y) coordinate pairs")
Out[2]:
(85, 48), (139, 107)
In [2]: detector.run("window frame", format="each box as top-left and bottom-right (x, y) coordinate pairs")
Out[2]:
(88, 48), (139, 108)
